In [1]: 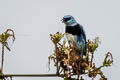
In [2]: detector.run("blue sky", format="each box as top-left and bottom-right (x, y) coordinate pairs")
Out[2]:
(0, 0), (120, 80)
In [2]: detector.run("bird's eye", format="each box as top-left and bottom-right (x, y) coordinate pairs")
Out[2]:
(64, 18), (71, 22)
(66, 18), (71, 20)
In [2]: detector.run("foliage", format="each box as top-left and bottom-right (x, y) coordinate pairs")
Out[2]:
(48, 32), (113, 80)
(0, 29), (15, 51)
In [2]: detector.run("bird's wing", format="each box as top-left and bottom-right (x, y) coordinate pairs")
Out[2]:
(79, 24), (86, 43)
(75, 35), (86, 55)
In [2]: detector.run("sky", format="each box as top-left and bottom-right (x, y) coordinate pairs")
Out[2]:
(0, 0), (120, 80)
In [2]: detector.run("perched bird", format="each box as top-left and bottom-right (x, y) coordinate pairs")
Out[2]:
(62, 15), (86, 56)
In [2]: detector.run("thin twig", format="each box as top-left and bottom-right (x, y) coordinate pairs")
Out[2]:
(1, 44), (4, 73)
(91, 52), (94, 67)
(0, 74), (58, 77)
(55, 43), (59, 75)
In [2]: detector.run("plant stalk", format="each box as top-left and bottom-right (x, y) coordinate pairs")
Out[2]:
(55, 43), (59, 75)
(91, 52), (94, 67)
(1, 44), (4, 73)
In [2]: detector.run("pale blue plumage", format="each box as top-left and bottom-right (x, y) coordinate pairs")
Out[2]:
(76, 34), (86, 55)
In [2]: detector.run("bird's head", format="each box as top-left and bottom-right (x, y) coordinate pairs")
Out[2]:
(62, 15), (77, 26)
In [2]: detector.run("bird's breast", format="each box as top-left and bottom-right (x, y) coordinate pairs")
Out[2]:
(65, 33), (76, 43)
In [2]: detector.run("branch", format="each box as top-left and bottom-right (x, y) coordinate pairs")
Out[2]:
(0, 74), (59, 77)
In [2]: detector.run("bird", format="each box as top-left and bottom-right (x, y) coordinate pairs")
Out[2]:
(62, 15), (86, 56)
